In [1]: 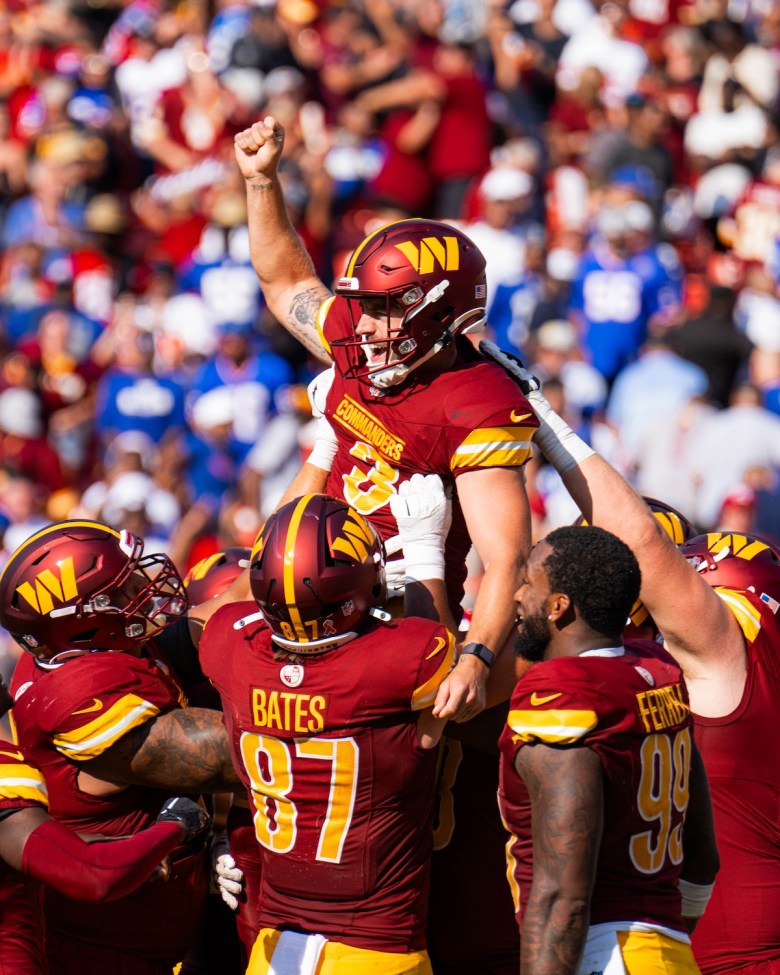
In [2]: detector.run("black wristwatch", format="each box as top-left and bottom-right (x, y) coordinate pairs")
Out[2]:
(458, 642), (495, 668)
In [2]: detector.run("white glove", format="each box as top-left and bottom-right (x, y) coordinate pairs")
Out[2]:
(389, 474), (452, 582)
(211, 833), (244, 911)
(307, 365), (335, 419)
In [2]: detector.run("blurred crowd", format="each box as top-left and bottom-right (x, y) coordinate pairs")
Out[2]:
(2, 0), (780, 678)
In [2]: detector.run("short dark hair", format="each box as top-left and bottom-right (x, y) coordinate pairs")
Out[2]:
(543, 526), (641, 637)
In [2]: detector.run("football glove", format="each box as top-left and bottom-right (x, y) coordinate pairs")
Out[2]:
(211, 832), (244, 911)
(389, 474), (452, 582)
(479, 339), (541, 394)
(156, 797), (212, 845)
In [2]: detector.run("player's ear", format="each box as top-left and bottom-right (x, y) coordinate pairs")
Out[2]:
(546, 592), (571, 623)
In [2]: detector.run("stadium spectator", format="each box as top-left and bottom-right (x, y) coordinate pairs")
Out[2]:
(606, 332), (709, 472)
(686, 381), (780, 529)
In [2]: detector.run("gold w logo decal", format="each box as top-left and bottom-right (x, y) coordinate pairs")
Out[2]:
(251, 524), (268, 565)
(17, 557), (79, 615)
(709, 532), (769, 561)
(332, 512), (375, 563)
(188, 553), (222, 582)
(394, 236), (460, 275)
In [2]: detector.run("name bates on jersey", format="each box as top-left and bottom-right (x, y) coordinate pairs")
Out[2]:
(251, 688), (326, 735)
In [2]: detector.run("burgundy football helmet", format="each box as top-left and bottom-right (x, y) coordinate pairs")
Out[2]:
(183, 547), (250, 605)
(0, 521), (187, 666)
(332, 218), (487, 389)
(680, 531), (780, 605)
(249, 494), (386, 653)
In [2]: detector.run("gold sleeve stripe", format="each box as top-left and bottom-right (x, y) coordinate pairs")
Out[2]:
(451, 428), (534, 470)
(412, 634), (457, 710)
(508, 707), (598, 745)
(0, 765), (48, 806)
(498, 805), (522, 915)
(504, 835), (521, 915)
(53, 695), (162, 761)
(315, 296), (337, 356)
(715, 587), (762, 643)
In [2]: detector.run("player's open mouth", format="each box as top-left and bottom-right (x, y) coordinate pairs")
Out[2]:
(362, 339), (398, 368)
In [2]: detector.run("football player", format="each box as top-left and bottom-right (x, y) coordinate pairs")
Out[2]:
(200, 493), (456, 975)
(0, 665), (210, 975)
(0, 521), (243, 974)
(499, 525), (718, 974)
(234, 118), (536, 972)
(234, 115), (538, 722)
(485, 342), (780, 975)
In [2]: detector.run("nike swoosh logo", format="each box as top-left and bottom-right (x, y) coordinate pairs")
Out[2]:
(530, 692), (562, 706)
(426, 636), (448, 660)
(0, 750), (25, 761)
(72, 698), (103, 715)
(510, 410), (532, 423)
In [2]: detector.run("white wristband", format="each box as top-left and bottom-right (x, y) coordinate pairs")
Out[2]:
(527, 389), (595, 474)
(306, 417), (338, 471)
(678, 878), (714, 918)
(403, 542), (446, 582)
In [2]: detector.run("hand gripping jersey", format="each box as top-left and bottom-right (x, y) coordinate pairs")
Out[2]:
(691, 587), (780, 974)
(9, 646), (207, 967)
(498, 642), (691, 936)
(318, 297), (538, 608)
(0, 742), (49, 975)
(200, 602), (456, 953)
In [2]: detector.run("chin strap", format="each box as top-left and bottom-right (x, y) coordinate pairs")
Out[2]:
(370, 306), (487, 390)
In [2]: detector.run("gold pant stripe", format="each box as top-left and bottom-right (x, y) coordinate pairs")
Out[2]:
(617, 930), (701, 975)
(247, 928), (432, 975)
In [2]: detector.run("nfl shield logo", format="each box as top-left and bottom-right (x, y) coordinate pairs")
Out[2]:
(280, 664), (304, 688)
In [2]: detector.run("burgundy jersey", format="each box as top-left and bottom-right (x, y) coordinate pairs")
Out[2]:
(499, 642), (691, 934)
(428, 735), (519, 974)
(200, 601), (455, 953)
(317, 296), (537, 605)
(691, 587), (780, 974)
(9, 649), (207, 965)
(0, 741), (49, 975)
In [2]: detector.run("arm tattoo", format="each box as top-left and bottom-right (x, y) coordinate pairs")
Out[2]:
(249, 181), (274, 192)
(517, 743), (603, 975)
(287, 285), (333, 359)
(84, 708), (241, 793)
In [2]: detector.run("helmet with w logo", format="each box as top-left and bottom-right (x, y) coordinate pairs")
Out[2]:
(184, 547), (250, 605)
(0, 521), (187, 666)
(680, 531), (780, 605)
(249, 494), (386, 653)
(333, 218), (487, 389)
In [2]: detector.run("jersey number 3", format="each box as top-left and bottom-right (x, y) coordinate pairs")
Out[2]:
(343, 442), (399, 515)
